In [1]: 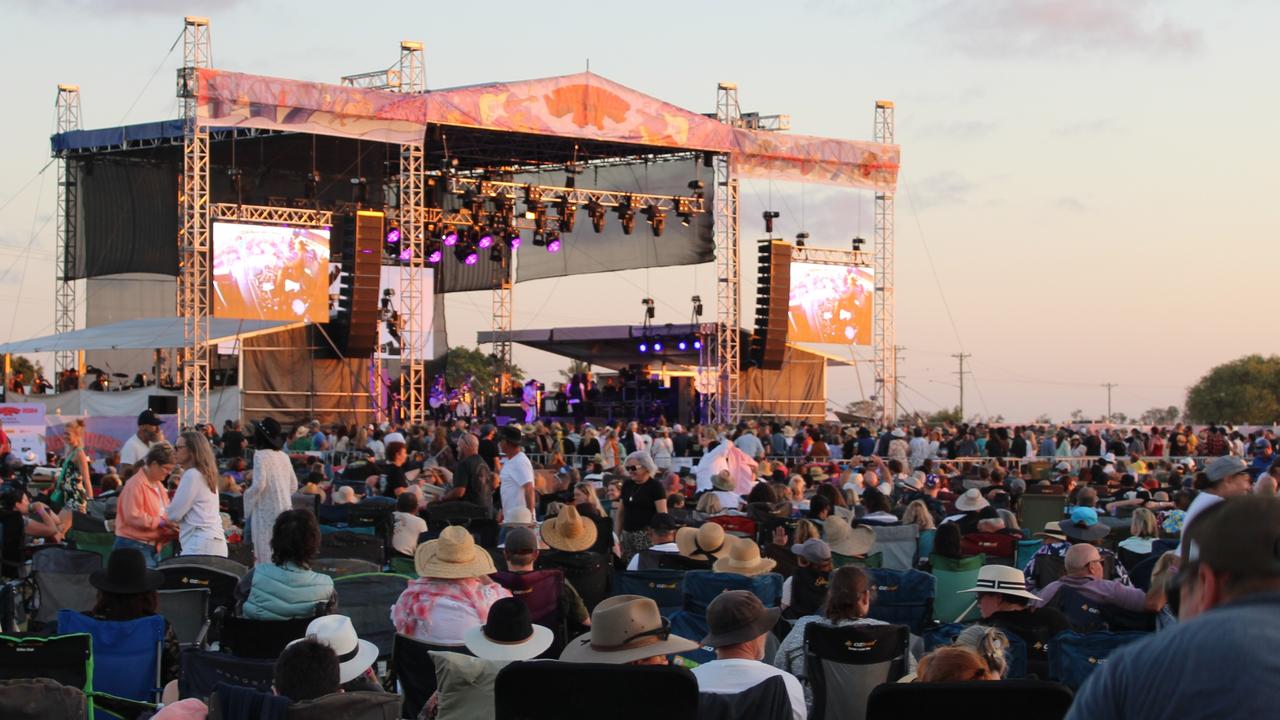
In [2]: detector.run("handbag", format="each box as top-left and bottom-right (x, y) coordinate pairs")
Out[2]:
(47, 451), (77, 511)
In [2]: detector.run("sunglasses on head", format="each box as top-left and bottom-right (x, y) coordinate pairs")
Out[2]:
(621, 618), (671, 646)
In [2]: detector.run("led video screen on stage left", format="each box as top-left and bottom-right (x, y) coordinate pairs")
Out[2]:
(788, 262), (874, 345)
(212, 221), (331, 323)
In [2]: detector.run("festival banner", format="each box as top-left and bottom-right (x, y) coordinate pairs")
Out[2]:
(0, 403), (49, 463)
(45, 414), (180, 466)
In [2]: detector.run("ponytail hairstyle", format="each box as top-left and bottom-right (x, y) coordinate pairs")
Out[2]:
(954, 625), (1009, 679)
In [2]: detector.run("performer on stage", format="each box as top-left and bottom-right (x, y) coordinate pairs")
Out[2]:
(521, 379), (542, 423)
(428, 376), (450, 422)
(567, 372), (592, 424)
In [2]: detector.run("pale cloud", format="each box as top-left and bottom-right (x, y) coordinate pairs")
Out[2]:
(909, 119), (998, 141)
(26, 0), (247, 15)
(907, 171), (975, 209)
(923, 0), (1203, 59)
(1054, 119), (1122, 137)
(1054, 196), (1087, 212)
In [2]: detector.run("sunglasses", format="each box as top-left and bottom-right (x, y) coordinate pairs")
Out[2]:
(625, 466), (642, 472)
(620, 618), (672, 646)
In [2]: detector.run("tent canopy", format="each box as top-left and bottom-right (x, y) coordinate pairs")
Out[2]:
(0, 318), (300, 354)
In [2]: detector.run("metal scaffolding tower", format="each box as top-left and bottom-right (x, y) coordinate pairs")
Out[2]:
(54, 84), (82, 376)
(397, 40), (428, 424)
(178, 16), (212, 426)
(712, 83), (742, 424)
(873, 100), (897, 426)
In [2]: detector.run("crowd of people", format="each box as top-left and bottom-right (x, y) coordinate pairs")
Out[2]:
(2, 411), (1279, 718)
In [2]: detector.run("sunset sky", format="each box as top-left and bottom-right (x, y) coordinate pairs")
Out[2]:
(1, 1), (1274, 422)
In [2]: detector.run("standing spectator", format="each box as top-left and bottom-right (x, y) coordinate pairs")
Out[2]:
(114, 443), (178, 567)
(120, 410), (163, 476)
(441, 433), (493, 515)
(734, 423), (766, 461)
(52, 419), (93, 515)
(220, 420), (246, 460)
(243, 417), (297, 564)
(651, 428), (674, 471)
(497, 426), (535, 523)
(615, 451), (669, 562)
(167, 431), (228, 557)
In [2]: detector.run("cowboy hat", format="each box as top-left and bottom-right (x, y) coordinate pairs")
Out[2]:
(502, 506), (536, 527)
(539, 504), (598, 553)
(1036, 520), (1068, 541)
(712, 537), (777, 577)
(463, 597), (554, 661)
(822, 517), (876, 557)
(559, 595), (700, 664)
(333, 485), (359, 505)
(700, 590), (781, 648)
(250, 416), (283, 450)
(809, 470), (830, 483)
(414, 525), (497, 579)
(959, 565), (1040, 602)
(1057, 506), (1109, 542)
(675, 523), (726, 560)
(90, 548), (162, 595)
(955, 488), (990, 513)
(292, 615), (379, 684)
(891, 429), (906, 439)
(712, 472), (736, 492)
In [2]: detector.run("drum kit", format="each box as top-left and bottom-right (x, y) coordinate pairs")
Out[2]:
(428, 376), (474, 419)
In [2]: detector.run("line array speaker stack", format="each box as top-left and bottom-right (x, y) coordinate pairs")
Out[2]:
(750, 240), (791, 370)
(318, 211), (383, 359)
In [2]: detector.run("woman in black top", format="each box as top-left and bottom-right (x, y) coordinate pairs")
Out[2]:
(381, 441), (409, 497)
(614, 450), (668, 563)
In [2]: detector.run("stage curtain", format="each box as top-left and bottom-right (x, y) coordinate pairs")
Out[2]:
(742, 345), (826, 422)
(241, 327), (374, 427)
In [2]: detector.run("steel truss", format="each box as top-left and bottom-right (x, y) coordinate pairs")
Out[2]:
(398, 41), (428, 424)
(713, 83), (742, 424)
(54, 84), (82, 376)
(178, 16), (211, 427)
(790, 246), (873, 267)
(873, 100), (896, 426)
(446, 177), (708, 214)
(210, 203), (332, 226)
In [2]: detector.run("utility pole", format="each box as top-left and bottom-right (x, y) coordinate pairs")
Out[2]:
(952, 353), (972, 421)
(1101, 383), (1118, 423)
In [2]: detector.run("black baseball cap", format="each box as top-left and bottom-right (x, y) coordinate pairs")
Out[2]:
(647, 513), (678, 533)
(499, 426), (523, 444)
(137, 409), (162, 427)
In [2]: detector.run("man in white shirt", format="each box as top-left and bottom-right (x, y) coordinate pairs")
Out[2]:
(625, 513), (680, 571)
(733, 423), (765, 460)
(497, 425), (535, 523)
(120, 410), (162, 474)
(908, 427), (930, 470)
(692, 590), (806, 720)
(391, 490), (428, 556)
(633, 424), (653, 454)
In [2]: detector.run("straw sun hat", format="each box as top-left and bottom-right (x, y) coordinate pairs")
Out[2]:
(539, 505), (598, 552)
(559, 595), (699, 664)
(414, 525), (496, 579)
(676, 522), (727, 560)
(822, 517), (876, 557)
(712, 537), (777, 577)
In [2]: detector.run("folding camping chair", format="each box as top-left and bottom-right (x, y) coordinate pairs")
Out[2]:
(177, 648), (275, 701)
(803, 622), (911, 720)
(57, 610), (166, 706)
(870, 524), (920, 571)
(389, 634), (470, 720)
(613, 569), (686, 617)
(930, 553), (985, 623)
(707, 515), (758, 538)
(318, 530), (385, 565)
(492, 569), (567, 658)
(961, 532), (1018, 565)
(217, 614), (315, 659)
(158, 588), (211, 649)
(866, 567), (936, 633)
(312, 557), (382, 578)
(866, 680), (1074, 720)
(1048, 630), (1149, 690)
(158, 559), (244, 619)
(698, 674), (792, 720)
(668, 570), (783, 665)
(291, 492), (320, 515)
(31, 546), (101, 628)
(333, 572), (410, 659)
(495, 661), (699, 720)
(536, 550), (612, 612)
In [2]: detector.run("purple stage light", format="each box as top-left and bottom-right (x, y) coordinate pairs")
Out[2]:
(546, 238), (562, 253)
(638, 342), (649, 353)
(677, 340), (688, 351)
(385, 228), (401, 245)
(399, 247), (412, 262)
(693, 339), (703, 350)
(652, 341), (663, 352)
(427, 249), (443, 264)
(478, 234), (494, 249)
(464, 252), (479, 265)
(443, 231), (459, 246)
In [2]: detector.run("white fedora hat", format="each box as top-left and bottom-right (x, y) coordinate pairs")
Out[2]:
(959, 565), (1040, 602)
(291, 614), (379, 684)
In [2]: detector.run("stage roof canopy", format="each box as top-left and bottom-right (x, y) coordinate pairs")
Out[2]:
(477, 324), (855, 372)
(0, 318), (300, 354)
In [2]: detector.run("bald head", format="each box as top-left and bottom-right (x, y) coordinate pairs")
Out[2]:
(458, 433), (479, 456)
(1065, 543), (1102, 576)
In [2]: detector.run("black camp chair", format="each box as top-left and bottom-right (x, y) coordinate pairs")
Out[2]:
(217, 614), (314, 660)
(31, 547), (101, 627)
(177, 648), (275, 701)
(536, 550), (613, 613)
(495, 661), (699, 720)
(158, 560), (244, 619)
(804, 622), (910, 720)
(867, 680), (1074, 720)
(319, 530), (386, 565)
(333, 573), (409, 659)
(157, 588), (211, 649)
(312, 557), (382, 578)
(389, 634), (470, 720)
(698, 674), (792, 720)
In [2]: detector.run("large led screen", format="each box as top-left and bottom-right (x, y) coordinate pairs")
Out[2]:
(212, 221), (331, 323)
(788, 263), (874, 345)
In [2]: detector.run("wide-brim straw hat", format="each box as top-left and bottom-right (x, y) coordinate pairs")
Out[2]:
(414, 525), (496, 579)
(713, 537), (777, 577)
(559, 595), (699, 664)
(676, 523), (727, 560)
(1036, 521), (1068, 541)
(823, 517), (876, 556)
(539, 505), (598, 553)
(955, 488), (990, 512)
(712, 473), (736, 492)
(959, 565), (1040, 602)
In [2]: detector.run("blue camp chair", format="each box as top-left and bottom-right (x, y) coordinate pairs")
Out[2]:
(1048, 629), (1148, 690)
(916, 529), (936, 565)
(923, 623), (1028, 680)
(1015, 539), (1044, 571)
(866, 567), (936, 634)
(613, 570), (686, 616)
(668, 571), (783, 665)
(57, 610), (165, 704)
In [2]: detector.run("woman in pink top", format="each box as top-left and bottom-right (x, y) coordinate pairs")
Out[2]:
(114, 443), (178, 567)
(391, 526), (511, 646)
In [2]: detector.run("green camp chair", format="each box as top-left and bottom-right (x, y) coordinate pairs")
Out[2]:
(930, 554), (985, 624)
(1015, 539), (1043, 571)
(833, 552), (883, 569)
(389, 555), (417, 577)
(68, 530), (116, 562)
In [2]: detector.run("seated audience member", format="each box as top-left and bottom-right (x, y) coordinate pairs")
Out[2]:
(695, 492), (725, 520)
(901, 498), (936, 534)
(1180, 456), (1253, 541)
(499, 526), (589, 631)
(391, 491), (427, 557)
(693, 590), (806, 720)
(274, 638), (341, 702)
(822, 515), (876, 560)
(783, 539), (834, 618)
(946, 488), (998, 534)
(761, 521), (800, 579)
(627, 512), (681, 570)
(391, 526), (511, 645)
(960, 565), (1067, 678)
(952, 625), (1009, 679)
(776, 565), (913, 688)
(295, 614), (381, 693)
(1067, 496), (1280, 719)
(1118, 508), (1159, 555)
(1036, 544), (1160, 627)
(675, 518), (728, 562)
(709, 471), (744, 512)
(561, 595), (699, 665)
(932, 520), (965, 559)
(713, 536), (778, 577)
(856, 487), (898, 524)
(299, 472), (327, 504)
(1024, 507), (1131, 588)
(332, 485), (360, 505)
(572, 481), (607, 519)
(84, 548), (181, 684)
(916, 646), (1000, 683)
(807, 494), (833, 521)
(814, 484), (852, 520)
(235, 509), (336, 620)
(666, 492), (693, 524)
(0, 482), (63, 542)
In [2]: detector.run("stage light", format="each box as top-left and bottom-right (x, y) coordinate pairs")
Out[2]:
(692, 295), (703, 317)
(398, 247), (412, 262)
(795, 231), (809, 248)
(350, 176), (368, 205)
(851, 236), (866, 251)
(587, 198), (606, 233)
(652, 341), (664, 352)
(677, 340), (688, 351)
(505, 229), (522, 249)
(693, 339), (703, 350)
(763, 210), (780, 235)
(532, 231), (546, 247)
(442, 227), (459, 246)
(427, 248), (443, 264)
(688, 179), (705, 200)
(557, 196), (577, 232)
(638, 342), (649, 353)
(642, 297), (655, 320)
(464, 251), (479, 265)
(478, 231), (495, 249)
(615, 195), (636, 235)
(676, 197), (694, 227)
(385, 226), (401, 245)
(489, 245), (503, 262)
(546, 235), (562, 253)
(643, 204), (666, 237)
